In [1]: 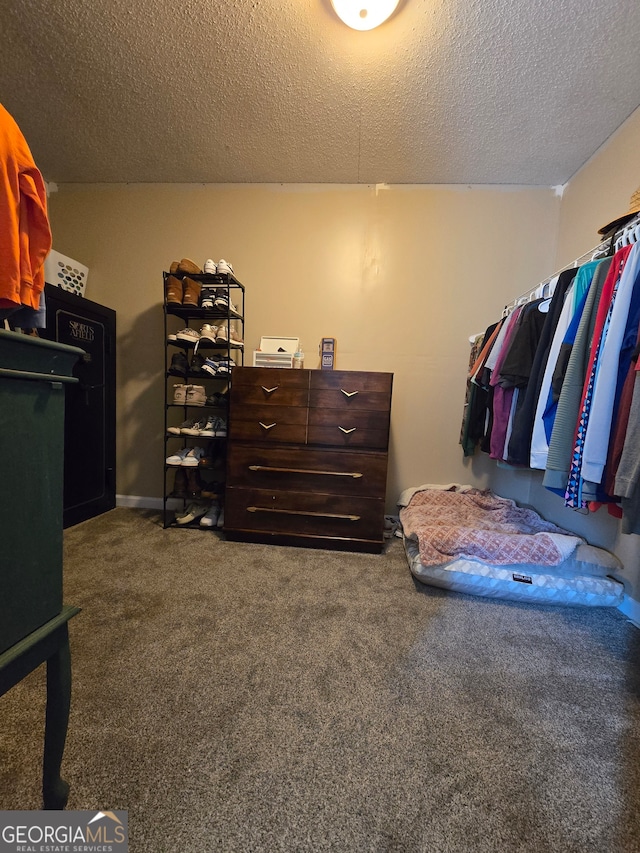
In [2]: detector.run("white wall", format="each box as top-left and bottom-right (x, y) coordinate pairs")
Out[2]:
(48, 182), (559, 514)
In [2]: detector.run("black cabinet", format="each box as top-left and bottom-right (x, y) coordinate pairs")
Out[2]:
(42, 285), (116, 527)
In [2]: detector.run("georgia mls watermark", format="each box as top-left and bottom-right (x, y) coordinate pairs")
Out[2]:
(0, 811), (128, 853)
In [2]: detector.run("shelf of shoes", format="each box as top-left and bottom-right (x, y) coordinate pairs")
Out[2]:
(162, 258), (245, 529)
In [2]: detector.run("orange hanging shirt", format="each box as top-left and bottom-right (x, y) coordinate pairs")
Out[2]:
(0, 103), (52, 310)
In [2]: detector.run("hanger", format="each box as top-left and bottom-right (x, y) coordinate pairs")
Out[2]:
(591, 242), (609, 261)
(616, 222), (637, 251)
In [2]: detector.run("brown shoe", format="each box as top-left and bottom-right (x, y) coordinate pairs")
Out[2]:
(177, 258), (201, 275)
(165, 275), (183, 306)
(169, 261), (180, 274)
(183, 277), (201, 308)
(172, 468), (188, 498)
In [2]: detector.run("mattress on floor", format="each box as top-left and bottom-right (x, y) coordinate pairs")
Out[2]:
(403, 535), (624, 607)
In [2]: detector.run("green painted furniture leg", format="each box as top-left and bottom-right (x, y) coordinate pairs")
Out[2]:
(0, 606), (81, 809)
(43, 625), (72, 809)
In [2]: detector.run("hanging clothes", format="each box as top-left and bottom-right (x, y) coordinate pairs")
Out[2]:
(543, 257), (612, 495)
(460, 331), (485, 457)
(541, 286), (590, 443)
(488, 306), (524, 460)
(604, 328), (640, 496)
(615, 364), (640, 534)
(497, 298), (549, 390)
(507, 269), (577, 466)
(530, 260), (601, 469)
(580, 243), (640, 492)
(491, 299), (549, 463)
(0, 102), (51, 312)
(460, 322), (502, 457)
(564, 246), (633, 508)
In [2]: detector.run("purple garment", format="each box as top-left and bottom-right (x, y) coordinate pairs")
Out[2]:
(489, 307), (522, 460)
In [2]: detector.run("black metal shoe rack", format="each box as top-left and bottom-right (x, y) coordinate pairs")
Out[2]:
(163, 269), (245, 529)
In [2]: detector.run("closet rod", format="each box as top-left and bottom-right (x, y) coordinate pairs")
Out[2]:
(504, 211), (640, 314)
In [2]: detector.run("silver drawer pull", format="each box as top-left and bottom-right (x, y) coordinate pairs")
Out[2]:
(338, 426), (357, 434)
(261, 386), (279, 394)
(249, 465), (363, 478)
(341, 389), (359, 397)
(259, 422), (277, 430)
(247, 506), (360, 521)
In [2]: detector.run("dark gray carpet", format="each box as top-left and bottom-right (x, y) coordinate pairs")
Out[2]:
(1, 508), (639, 852)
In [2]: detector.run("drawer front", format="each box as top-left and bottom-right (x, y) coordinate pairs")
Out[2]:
(310, 370), (392, 395)
(227, 444), (388, 497)
(232, 366), (309, 389)
(225, 486), (385, 540)
(230, 403), (307, 427)
(307, 406), (389, 448)
(307, 425), (389, 449)
(228, 420), (307, 444)
(308, 407), (390, 433)
(231, 383), (308, 408)
(309, 388), (391, 412)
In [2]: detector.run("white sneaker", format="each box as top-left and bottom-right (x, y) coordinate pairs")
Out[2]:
(203, 259), (217, 274)
(181, 417), (208, 436)
(198, 324), (218, 344)
(199, 503), (221, 528)
(168, 418), (196, 435)
(198, 416), (217, 438)
(181, 446), (206, 467)
(217, 259), (234, 276)
(166, 447), (191, 466)
(215, 321), (244, 348)
(175, 327), (200, 345)
(176, 502), (210, 525)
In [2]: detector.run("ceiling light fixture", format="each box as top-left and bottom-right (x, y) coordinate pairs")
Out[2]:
(330, 0), (400, 31)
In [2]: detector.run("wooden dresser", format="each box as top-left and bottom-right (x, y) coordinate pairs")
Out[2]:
(225, 366), (393, 552)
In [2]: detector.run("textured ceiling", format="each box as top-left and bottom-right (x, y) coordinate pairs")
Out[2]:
(2, 0), (640, 185)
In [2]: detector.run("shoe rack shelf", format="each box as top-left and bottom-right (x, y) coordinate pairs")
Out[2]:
(162, 269), (245, 529)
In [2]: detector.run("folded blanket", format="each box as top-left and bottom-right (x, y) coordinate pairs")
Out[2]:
(399, 487), (582, 567)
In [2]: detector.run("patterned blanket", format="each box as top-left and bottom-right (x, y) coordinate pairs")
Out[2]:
(399, 487), (582, 567)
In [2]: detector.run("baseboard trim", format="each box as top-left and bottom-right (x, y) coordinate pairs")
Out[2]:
(618, 594), (640, 629)
(116, 494), (181, 511)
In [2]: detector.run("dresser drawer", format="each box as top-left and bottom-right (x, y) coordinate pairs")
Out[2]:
(227, 444), (389, 496)
(307, 407), (389, 448)
(230, 403), (307, 427)
(310, 370), (392, 394)
(232, 366), (309, 389)
(228, 420), (307, 444)
(225, 486), (385, 540)
(309, 388), (392, 412)
(231, 383), (308, 408)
